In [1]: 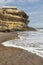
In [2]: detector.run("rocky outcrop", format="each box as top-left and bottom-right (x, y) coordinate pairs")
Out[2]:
(0, 6), (36, 31)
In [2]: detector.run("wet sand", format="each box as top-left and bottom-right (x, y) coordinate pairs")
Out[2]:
(0, 32), (43, 65)
(0, 32), (19, 44)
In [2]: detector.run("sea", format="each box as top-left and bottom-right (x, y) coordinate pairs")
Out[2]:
(2, 28), (43, 58)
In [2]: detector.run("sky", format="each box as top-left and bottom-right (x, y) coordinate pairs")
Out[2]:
(0, 0), (43, 28)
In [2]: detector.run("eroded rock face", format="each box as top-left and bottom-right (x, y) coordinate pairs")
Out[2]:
(0, 6), (36, 31)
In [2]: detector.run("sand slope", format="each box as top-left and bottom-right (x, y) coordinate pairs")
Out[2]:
(0, 46), (43, 65)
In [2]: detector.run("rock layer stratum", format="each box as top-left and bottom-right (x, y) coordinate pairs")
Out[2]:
(0, 6), (36, 31)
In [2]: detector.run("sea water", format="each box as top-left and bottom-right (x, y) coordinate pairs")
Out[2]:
(2, 28), (43, 58)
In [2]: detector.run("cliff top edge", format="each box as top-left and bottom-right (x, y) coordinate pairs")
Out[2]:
(0, 6), (17, 9)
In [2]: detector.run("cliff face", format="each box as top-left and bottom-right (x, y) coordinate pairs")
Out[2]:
(0, 6), (36, 31)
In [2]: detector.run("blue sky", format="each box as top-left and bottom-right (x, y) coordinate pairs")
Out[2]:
(0, 0), (43, 28)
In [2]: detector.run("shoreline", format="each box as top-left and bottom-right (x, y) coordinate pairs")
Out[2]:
(0, 32), (43, 65)
(2, 41), (43, 58)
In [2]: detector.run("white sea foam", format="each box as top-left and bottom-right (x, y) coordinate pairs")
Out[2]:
(2, 40), (43, 57)
(2, 31), (43, 58)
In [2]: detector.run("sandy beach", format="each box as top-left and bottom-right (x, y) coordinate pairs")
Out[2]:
(0, 32), (43, 65)
(0, 45), (43, 65)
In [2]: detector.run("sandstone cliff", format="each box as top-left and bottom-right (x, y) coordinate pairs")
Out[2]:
(0, 6), (36, 31)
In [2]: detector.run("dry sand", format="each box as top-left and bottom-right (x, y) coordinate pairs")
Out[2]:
(0, 46), (43, 65)
(0, 32), (43, 65)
